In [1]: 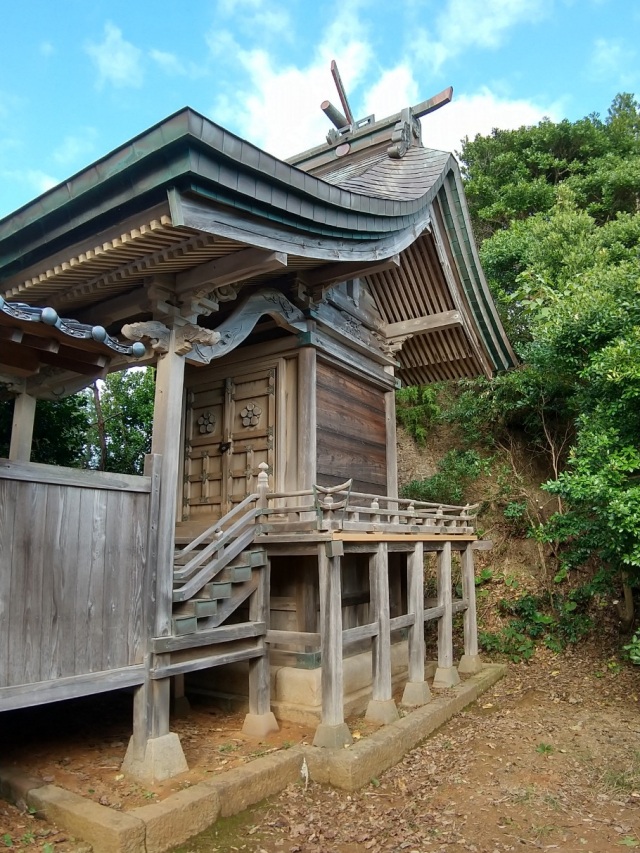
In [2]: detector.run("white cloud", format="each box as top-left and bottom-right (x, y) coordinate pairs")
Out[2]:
(85, 22), (143, 89)
(207, 2), (373, 158)
(589, 37), (636, 87)
(412, 0), (551, 73)
(425, 86), (562, 155)
(52, 129), (98, 167)
(150, 49), (187, 76)
(3, 169), (59, 196)
(215, 0), (292, 38)
(362, 65), (420, 120)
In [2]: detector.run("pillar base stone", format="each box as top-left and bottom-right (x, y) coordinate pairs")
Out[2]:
(313, 722), (353, 749)
(401, 680), (432, 707)
(365, 698), (400, 725)
(121, 732), (188, 784)
(458, 654), (483, 675)
(432, 666), (461, 689)
(242, 711), (279, 738)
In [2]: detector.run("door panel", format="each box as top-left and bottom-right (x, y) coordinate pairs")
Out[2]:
(184, 367), (275, 523)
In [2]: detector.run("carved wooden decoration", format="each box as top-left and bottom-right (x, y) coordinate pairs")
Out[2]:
(185, 288), (307, 364)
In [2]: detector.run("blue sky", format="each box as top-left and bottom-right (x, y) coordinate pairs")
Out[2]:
(1, 0), (638, 219)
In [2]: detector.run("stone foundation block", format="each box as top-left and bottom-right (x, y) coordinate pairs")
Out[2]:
(312, 722), (353, 749)
(121, 732), (188, 784)
(205, 750), (303, 817)
(242, 711), (279, 738)
(27, 785), (145, 853)
(433, 665), (461, 689)
(401, 680), (432, 707)
(365, 698), (399, 725)
(458, 654), (484, 675)
(131, 783), (221, 853)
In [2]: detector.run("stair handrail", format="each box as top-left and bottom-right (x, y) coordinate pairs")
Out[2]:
(173, 524), (260, 603)
(173, 503), (264, 583)
(175, 491), (261, 560)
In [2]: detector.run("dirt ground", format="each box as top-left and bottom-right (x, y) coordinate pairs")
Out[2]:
(172, 647), (640, 853)
(2, 648), (640, 852)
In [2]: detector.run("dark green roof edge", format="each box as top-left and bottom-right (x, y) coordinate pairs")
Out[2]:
(437, 169), (517, 372)
(0, 107), (438, 278)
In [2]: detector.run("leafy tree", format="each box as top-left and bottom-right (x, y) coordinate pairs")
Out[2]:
(0, 367), (155, 475)
(87, 368), (155, 474)
(0, 395), (91, 467)
(434, 93), (640, 634)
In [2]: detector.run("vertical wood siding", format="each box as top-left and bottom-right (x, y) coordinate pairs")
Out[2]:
(0, 468), (150, 688)
(316, 361), (387, 495)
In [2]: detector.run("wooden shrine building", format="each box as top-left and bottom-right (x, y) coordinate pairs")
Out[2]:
(0, 79), (515, 781)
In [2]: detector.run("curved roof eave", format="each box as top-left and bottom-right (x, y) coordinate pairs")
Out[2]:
(0, 108), (456, 279)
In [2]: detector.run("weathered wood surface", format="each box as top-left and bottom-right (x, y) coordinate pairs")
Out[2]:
(0, 665), (146, 712)
(0, 466), (151, 692)
(316, 361), (387, 494)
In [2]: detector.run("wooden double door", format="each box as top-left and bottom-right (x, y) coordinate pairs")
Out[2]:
(183, 365), (276, 523)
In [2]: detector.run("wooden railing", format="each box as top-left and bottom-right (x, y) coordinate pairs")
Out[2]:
(263, 479), (478, 535)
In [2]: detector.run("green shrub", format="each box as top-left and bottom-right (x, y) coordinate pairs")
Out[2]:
(401, 449), (489, 504)
(395, 386), (440, 446)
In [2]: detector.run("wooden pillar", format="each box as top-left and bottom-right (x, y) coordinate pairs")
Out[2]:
(366, 542), (399, 724)
(9, 392), (36, 461)
(243, 555), (279, 737)
(384, 383), (399, 524)
(123, 331), (188, 782)
(433, 541), (461, 689)
(458, 543), (483, 674)
(297, 345), (317, 491)
(402, 542), (431, 706)
(313, 541), (352, 748)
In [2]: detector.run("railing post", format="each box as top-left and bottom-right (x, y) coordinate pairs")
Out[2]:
(366, 542), (399, 724)
(257, 462), (269, 524)
(402, 541), (431, 706)
(433, 541), (461, 689)
(458, 543), (483, 674)
(313, 541), (352, 748)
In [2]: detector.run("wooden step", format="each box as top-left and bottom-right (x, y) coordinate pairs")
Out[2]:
(174, 598), (219, 618)
(217, 565), (252, 583)
(172, 615), (198, 636)
(200, 581), (232, 600)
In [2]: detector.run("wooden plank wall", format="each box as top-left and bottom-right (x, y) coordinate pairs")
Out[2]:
(316, 360), (387, 495)
(0, 464), (150, 689)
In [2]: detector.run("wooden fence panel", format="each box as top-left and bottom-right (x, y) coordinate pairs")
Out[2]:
(0, 464), (152, 690)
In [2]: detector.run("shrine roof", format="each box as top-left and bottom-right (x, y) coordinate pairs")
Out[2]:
(0, 102), (516, 388)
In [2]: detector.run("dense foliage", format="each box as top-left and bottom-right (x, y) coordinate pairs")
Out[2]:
(404, 93), (640, 643)
(0, 367), (155, 474)
(459, 94), (640, 591)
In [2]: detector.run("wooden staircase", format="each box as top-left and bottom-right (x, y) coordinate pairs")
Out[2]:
(172, 547), (266, 635)
(170, 491), (267, 638)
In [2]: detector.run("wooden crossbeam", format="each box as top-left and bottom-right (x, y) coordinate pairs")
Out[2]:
(300, 255), (400, 290)
(176, 248), (288, 294)
(384, 310), (462, 339)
